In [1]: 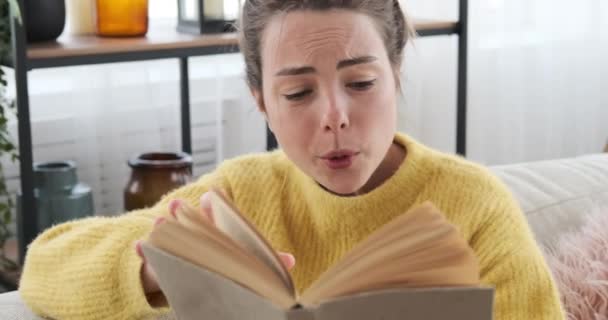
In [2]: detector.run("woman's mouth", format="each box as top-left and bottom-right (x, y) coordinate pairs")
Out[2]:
(320, 150), (359, 170)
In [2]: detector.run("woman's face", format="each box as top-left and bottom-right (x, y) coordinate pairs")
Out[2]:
(253, 10), (398, 195)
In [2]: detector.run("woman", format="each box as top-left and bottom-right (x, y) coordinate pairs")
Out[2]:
(19, 1), (565, 319)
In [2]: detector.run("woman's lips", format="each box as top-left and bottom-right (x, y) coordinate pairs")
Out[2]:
(320, 150), (359, 170)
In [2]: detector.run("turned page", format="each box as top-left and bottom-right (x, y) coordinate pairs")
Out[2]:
(298, 202), (480, 306)
(207, 190), (295, 294)
(147, 206), (297, 308)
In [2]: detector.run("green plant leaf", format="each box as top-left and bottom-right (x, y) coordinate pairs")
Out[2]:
(3, 208), (10, 224)
(0, 0), (20, 244)
(7, 0), (22, 25)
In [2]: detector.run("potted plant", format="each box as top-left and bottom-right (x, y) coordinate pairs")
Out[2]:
(0, 0), (21, 271)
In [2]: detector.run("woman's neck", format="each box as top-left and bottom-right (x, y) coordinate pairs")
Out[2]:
(316, 141), (408, 197)
(356, 141), (407, 195)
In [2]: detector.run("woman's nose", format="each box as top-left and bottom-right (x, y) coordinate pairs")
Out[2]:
(321, 98), (350, 133)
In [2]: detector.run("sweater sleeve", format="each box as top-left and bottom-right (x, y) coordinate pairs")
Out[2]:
(19, 171), (230, 320)
(470, 179), (566, 320)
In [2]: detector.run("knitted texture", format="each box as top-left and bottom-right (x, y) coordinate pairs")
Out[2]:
(19, 133), (565, 319)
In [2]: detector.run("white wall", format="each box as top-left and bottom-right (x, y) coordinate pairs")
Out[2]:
(2, 0), (606, 221)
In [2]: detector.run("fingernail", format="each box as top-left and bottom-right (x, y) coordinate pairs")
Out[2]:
(280, 253), (295, 269)
(154, 217), (166, 226)
(200, 193), (214, 223)
(285, 253), (295, 264)
(200, 193), (212, 211)
(200, 192), (210, 205)
(169, 200), (181, 217)
(135, 241), (143, 257)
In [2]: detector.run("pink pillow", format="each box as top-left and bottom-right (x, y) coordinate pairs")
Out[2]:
(543, 207), (608, 320)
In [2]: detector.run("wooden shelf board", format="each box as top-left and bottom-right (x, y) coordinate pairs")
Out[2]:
(27, 22), (239, 61)
(414, 19), (458, 31)
(27, 19), (458, 62)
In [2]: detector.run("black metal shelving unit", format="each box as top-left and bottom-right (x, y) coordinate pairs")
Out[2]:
(2, 0), (468, 289)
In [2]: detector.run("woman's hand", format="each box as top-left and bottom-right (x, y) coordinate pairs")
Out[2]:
(135, 192), (296, 305)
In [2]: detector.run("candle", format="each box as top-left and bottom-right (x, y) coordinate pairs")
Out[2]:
(182, 0), (198, 21)
(204, 0), (224, 20)
(65, 0), (96, 35)
(223, 0), (242, 20)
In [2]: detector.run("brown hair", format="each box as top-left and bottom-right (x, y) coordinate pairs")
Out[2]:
(238, 0), (415, 90)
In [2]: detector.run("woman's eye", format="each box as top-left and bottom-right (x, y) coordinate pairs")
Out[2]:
(347, 79), (376, 91)
(284, 89), (312, 101)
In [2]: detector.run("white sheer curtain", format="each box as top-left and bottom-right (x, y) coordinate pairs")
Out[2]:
(466, 0), (608, 164)
(2, 0), (607, 219)
(3, 55), (257, 216)
(400, 0), (607, 165)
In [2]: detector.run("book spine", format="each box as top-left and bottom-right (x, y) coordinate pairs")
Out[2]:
(286, 308), (316, 320)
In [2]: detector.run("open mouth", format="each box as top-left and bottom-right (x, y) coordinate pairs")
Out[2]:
(329, 154), (350, 161)
(320, 150), (359, 170)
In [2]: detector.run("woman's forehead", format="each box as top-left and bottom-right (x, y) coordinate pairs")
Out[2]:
(261, 10), (385, 69)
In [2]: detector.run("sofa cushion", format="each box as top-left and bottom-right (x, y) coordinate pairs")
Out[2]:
(541, 206), (608, 319)
(0, 290), (177, 320)
(0, 292), (43, 320)
(2, 153), (607, 319)
(491, 154), (608, 248)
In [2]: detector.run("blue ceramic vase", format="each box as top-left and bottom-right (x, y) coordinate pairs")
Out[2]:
(17, 161), (94, 233)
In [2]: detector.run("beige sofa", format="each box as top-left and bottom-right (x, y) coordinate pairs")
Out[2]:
(1, 153), (607, 320)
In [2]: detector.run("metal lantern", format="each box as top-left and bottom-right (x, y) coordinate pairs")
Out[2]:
(177, 0), (241, 34)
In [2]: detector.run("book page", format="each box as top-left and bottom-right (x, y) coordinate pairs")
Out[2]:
(146, 219), (297, 309)
(298, 202), (480, 306)
(207, 189), (295, 296)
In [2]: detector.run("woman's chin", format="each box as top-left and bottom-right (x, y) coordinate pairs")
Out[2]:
(311, 163), (371, 196)
(319, 179), (366, 196)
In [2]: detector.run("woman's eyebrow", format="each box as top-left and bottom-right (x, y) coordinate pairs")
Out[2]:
(276, 66), (316, 77)
(275, 56), (378, 77)
(336, 56), (378, 69)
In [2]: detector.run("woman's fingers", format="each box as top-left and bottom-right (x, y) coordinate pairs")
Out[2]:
(135, 239), (145, 260)
(135, 240), (161, 294)
(168, 197), (214, 225)
(168, 199), (182, 219)
(155, 217), (166, 226)
(137, 217), (166, 294)
(166, 193), (296, 271)
(200, 192), (215, 225)
(278, 252), (296, 270)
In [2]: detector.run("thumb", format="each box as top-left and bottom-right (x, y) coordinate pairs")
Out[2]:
(278, 252), (296, 270)
(135, 240), (161, 294)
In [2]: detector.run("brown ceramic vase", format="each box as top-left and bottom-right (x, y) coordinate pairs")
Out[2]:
(124, 152), (193, 211)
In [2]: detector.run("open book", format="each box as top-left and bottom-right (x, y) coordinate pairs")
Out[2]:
(141, 189), (494, 320)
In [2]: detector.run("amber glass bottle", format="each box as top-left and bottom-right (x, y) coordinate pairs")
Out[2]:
(96, 0), (149, 37)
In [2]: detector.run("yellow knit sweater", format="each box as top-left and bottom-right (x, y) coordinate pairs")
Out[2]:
(19, 133), (565, 319)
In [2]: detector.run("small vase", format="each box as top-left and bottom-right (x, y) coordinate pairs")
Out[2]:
(96, 0), (148, 37)
(25, 0), (66, 42)
(124, 152), (193, 211)
(17, 161), (94, 233)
